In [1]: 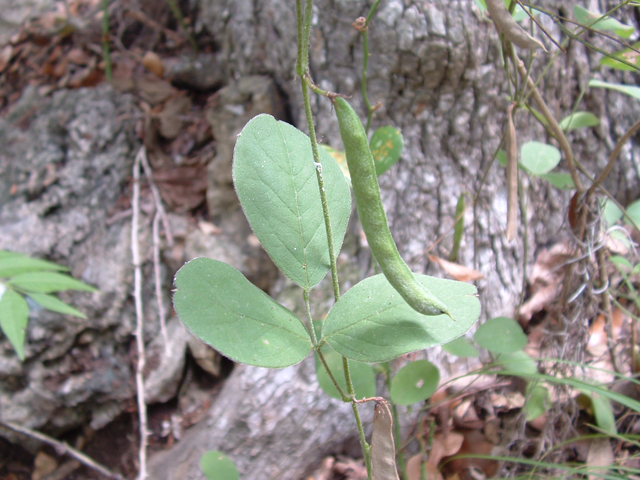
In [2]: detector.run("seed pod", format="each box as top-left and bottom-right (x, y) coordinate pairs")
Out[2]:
(334, 96), (452, 318)
(485, 0), (546, 51)
(371, 401), (400, 480)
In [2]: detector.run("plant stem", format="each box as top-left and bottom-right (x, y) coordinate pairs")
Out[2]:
(101, 0), (112, 82)
(296, 2), (372, 477)
(360, 0), (382, 132)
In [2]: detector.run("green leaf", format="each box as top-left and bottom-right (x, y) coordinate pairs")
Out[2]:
(233, 114), (352, 290)
(173, 258), (312, 368)
(389, 359), (440, 406)
(0, 251), (69, 278)
(315, 348), (376, 400)
(573, 6), (634, 38)
(370, 126), (403, 176)
(200, 451), (239, 480)
(449, 193), (465, 263)
(610, 255), (632, 272)
(539, 172), (574, 190)
(519, 141), (561, 176)
(321, 144), (350, 186)
(0, 287), (29, 360)
(601, 198), (623, 227)
(27, 293), (86, 318)
(322, 273), (480, 363)
(600, 42), (640, 72)
(524, 383), (550, 421)
(443, 336), (479, 358)
(578, 390), (617, 435)
(474, 317), (526, 354)
(558, 112), (600, 131)
(496, 149), (507, 167)
(624, 199), (640, 232)
(7, 272), (96, 294)
(496, 350), (537, 375)
(589, 79), (640, 101)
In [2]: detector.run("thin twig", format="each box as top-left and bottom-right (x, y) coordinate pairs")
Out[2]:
(515, 0), (565, 52)
(139, 147), (173, 350)
(589, 116), (640, 196)
(153, 211), (168, 350)
(139, 149), (174, 247)
(516, 58), (583, 193)
(0, 421), (123, 480)
(131, 147), (148, 480)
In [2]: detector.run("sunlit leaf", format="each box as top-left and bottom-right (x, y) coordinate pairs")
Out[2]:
(200, 451), (239, 480)
(370, 126), (403, 176)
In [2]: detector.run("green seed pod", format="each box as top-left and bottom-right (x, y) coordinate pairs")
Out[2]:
(334, 96), (451, 318)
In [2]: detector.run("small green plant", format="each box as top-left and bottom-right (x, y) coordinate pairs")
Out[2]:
(200, 450), (239, 480)
(172, 1), (481, 477)
(0, 250), (97, 360)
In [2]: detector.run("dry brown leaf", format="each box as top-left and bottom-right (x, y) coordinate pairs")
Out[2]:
(66, 47), (92, 65)
(446, 430), (498, 479)
(142, 51), (165, 78)
(371, 401), (400, 480)
(32, 451), (58, 480)
(427, 433), (465, 468)
(159, 95), (191, 140)
(587, 438), (614, 480)
(518, 283), (559, 323)
(429, 256), (484, 282)
(0, 45), (14, 73)
(490, 391), (525, 410)
(406, 455), (443, 480)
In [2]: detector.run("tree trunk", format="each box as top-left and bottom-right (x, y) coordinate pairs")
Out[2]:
(149, 0), (640, 478)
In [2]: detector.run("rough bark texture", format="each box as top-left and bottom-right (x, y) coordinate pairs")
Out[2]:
(1, 1), (639, 479)
(147, 1), (640, 478)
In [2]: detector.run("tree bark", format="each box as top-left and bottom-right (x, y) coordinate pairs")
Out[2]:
(149, 0), (640, 478)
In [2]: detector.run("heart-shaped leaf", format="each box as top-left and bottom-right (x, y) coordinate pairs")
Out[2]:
(474, 317), (526, 354)
(370, 126), (403, 176)
(389, 359), (440, 405)
(322, 274), (480, 363)
(519, 141), (561, 176)
(233, 115), (351, 289)
(173, 258), (312, 368)
(200, 451), (239, 480)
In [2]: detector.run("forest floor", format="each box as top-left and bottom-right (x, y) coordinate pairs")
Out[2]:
(1, 1), (640, 480)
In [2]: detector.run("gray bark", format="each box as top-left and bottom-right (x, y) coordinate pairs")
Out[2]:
(149, 1), (640, 478)
(1, 1), (639, 479)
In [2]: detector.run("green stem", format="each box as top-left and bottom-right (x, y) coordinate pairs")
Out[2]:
(360, 0), (382, 132)
(295, 3), (371, 477)
(101, 0), (112, 82)
(303, 289), (319, 345)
